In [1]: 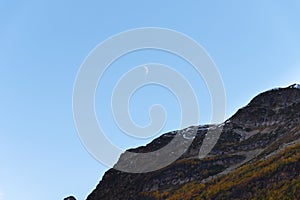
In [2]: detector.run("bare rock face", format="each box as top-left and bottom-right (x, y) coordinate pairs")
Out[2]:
(86, 84), (300, 200)
(230, 85), (300, 127)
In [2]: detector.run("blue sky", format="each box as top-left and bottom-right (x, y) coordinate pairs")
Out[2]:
(1, 1), (300, 199)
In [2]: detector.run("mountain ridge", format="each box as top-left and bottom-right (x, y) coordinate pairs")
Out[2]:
(85, 84), (300, 200)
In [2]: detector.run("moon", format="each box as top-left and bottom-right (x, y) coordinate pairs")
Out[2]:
(144, 66), (149, 75)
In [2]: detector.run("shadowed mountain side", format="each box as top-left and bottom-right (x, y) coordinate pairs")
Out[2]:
(86, 84), (300, 200)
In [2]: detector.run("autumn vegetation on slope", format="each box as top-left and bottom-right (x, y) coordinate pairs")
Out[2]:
(142, 143), (300, 200)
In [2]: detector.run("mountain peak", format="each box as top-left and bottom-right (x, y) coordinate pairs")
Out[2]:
(289, 83), (300, 89)
(229, 84), (300, 128)
(64, 196), (76, 200)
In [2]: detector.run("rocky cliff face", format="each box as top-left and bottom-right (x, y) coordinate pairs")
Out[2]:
(86, 84), (300, 200)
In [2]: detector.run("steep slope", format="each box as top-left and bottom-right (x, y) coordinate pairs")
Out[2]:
(87, 84), (300, 200)
(144, 143), (300, 200)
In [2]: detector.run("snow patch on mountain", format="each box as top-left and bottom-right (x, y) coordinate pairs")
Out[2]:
(291, 84), (300, 89)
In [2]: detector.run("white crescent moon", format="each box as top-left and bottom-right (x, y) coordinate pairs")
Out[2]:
(144, 66), (149, 75)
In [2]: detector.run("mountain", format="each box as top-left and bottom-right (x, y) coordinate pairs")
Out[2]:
(64, 196), (76, 200)
(86, 84), (300, 200)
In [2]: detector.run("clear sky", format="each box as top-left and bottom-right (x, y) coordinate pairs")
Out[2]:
(1, 1), (300, 200)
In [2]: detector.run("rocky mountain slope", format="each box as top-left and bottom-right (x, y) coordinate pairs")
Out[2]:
(86, 84), (300, 200)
